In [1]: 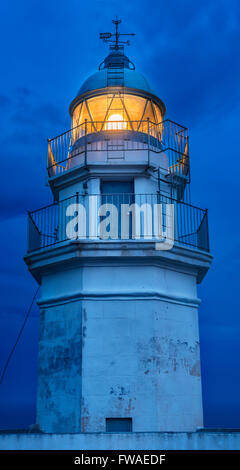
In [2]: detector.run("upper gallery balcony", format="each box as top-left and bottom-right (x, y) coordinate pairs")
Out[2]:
(47, 118), (190, 184)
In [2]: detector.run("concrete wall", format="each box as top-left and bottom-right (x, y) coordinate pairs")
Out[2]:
(37, 301), (83, 433)
(0, 431), (240, 450)
(37, 255), (203, 433)
(66, 148), (167, 168)
(81, 297), (202, 432)
(59, 177), (100, 201)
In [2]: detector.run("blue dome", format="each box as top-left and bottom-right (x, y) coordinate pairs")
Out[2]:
(77, 68), (155, 96)
(69, 49), (166, 116)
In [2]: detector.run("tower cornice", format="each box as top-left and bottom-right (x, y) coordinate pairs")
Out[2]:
(24, 239), (213, 286)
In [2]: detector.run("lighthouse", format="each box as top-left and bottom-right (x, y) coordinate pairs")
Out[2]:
(25, 20), (212, 434)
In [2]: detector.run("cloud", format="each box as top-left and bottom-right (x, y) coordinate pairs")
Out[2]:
(132, 0), (240, 125)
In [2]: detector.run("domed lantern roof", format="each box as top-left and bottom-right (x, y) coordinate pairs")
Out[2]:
(73, 61), (156, 97)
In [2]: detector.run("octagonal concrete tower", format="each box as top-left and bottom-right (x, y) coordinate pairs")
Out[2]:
(25, 22), (212, 434)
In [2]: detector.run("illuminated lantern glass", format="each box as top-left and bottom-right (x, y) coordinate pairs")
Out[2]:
(71, 94), (163, 133)
(105, 114), (127, 130)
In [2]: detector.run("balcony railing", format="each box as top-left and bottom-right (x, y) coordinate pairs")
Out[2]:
(47, 119), (189, 180)
(27, 193), (209, 253)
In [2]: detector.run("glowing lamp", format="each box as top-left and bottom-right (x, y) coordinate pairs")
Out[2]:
(105, 114), (127, 130)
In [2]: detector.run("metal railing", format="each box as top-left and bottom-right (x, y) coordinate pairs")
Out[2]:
(47, 119), (189, 180)
(27, 193), (209, 253)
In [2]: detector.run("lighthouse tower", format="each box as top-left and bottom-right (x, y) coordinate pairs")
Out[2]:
(25, 20), (212, 434)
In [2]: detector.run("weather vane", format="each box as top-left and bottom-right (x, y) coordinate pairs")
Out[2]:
(100, 18), (135, 50)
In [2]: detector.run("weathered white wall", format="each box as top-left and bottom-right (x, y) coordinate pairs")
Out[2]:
(81, 296), (202, 432)
(37, 254), (202, 433)
(1, 431), (240, 450)
(37, 301), (82, 433)
(59, 177), (101, 201)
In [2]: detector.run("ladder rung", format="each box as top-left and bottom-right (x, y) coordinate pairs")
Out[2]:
(108, 63), (124, 68)
(108, 73), (123, 78)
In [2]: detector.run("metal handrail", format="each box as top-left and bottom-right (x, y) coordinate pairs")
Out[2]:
(46, 119), (190, 181)
(47, 118), (187, 142)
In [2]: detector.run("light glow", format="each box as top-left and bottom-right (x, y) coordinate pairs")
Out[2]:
(105, 114), (127, 130)
(72, 94), (163, 131)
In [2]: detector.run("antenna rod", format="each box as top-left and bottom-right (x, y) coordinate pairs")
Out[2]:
(113, 18), (121, 49)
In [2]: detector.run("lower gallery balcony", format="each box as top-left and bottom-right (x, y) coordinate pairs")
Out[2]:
(27, 193), (209, 254)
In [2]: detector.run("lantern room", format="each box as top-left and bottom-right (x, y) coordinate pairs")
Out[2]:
(69, 47), (166, 134)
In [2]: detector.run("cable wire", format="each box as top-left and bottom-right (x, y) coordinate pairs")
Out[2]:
(0, 285), (40, 385)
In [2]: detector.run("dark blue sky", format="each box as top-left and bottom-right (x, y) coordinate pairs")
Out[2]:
(0, 0), (240, 430)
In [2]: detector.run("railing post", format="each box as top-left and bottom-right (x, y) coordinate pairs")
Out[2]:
(147, 117), (150, 166)
(84, 119), (87, 167)
(76, 192), (79, 240)
(205, 208), (210, 252)
(158, 167), (161, 194)
(27, 210), (41, 252)
(27, 210), (30, 252)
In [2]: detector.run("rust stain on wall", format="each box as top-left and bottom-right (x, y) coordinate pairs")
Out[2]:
(81, 397), (90, 432)
(190, 361), (201, 377)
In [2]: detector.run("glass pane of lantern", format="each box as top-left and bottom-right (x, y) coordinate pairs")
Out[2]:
(153, 102), (162, 123)
(123, 95), (147, 130)
(88, 95), (108, 130)
(107, 96), (124, 119)
(72, 93), (162, 134)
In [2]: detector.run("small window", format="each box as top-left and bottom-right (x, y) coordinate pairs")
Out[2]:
(106, 418), (132, 432)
